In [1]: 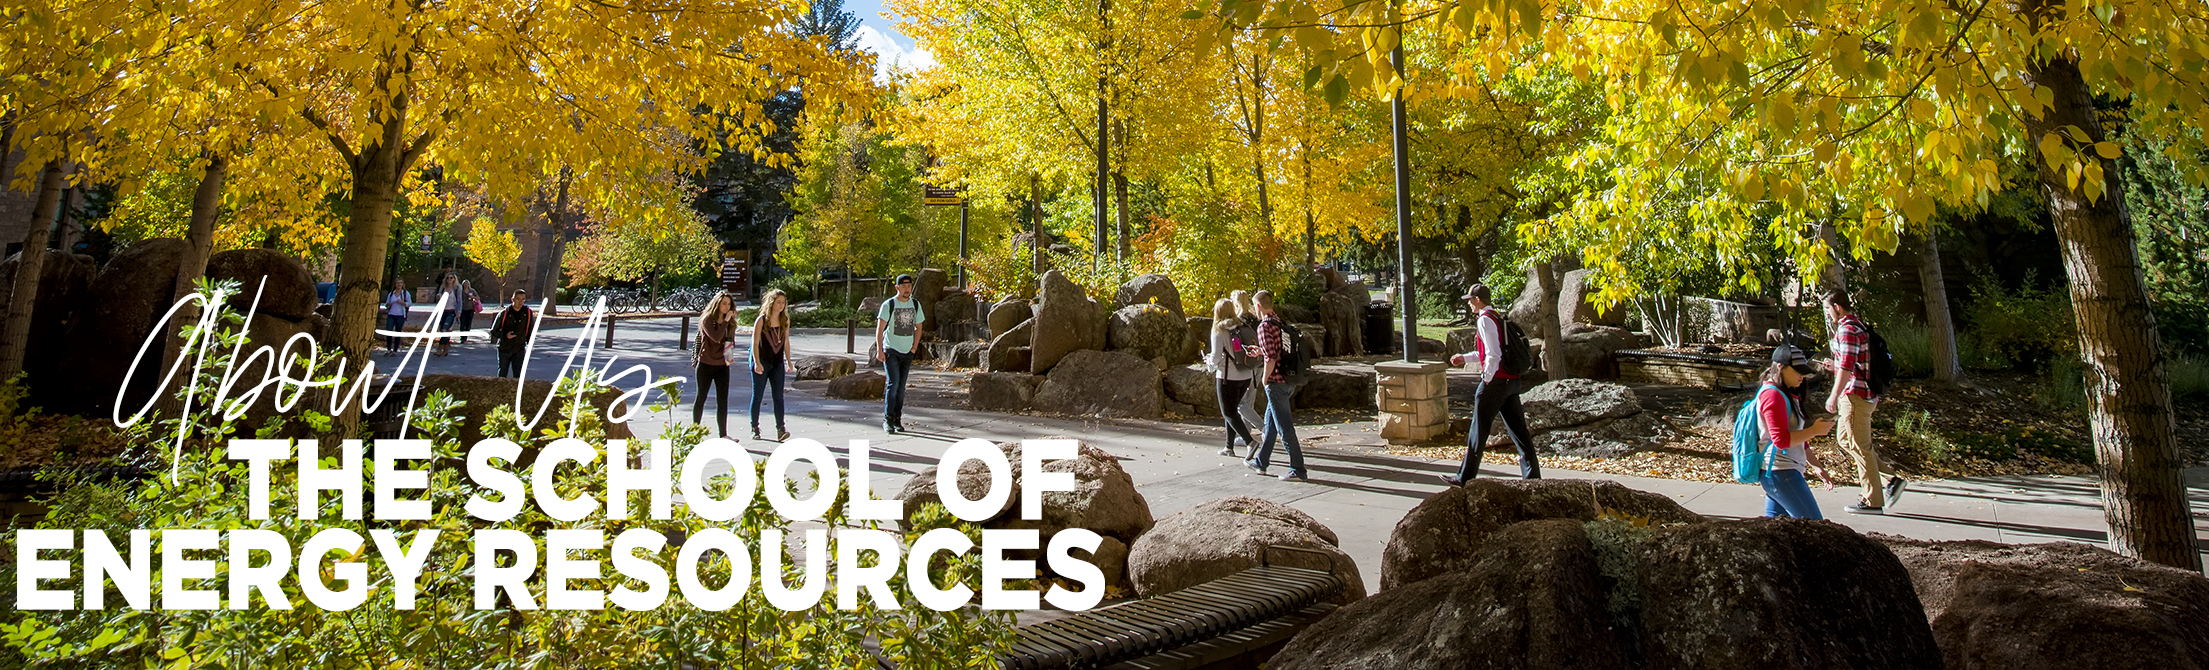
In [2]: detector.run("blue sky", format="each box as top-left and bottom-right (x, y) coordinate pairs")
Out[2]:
(844, 0), (934, 77)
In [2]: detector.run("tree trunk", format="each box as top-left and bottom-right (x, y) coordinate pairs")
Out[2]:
(1918, 232), (1963, 383)
(1303, 142), (1316, 268)
(537, 173), (572, 316)
(2021, 55), (2197, 572)
(0, 161), (66, 384)
(1030, 175), (1044, 278)
(328, 99), (414, 434)
(1534, 261), (1567, 379)
(154, 153), (229, 415)
(1113, 170), (1130, 262)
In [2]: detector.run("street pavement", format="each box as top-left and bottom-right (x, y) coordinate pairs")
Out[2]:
(395, 306), (2209, 590)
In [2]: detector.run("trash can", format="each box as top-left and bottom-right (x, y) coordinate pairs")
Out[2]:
(1365, 302), (1396, 354)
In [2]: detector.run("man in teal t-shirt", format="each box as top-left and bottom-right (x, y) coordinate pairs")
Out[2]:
(872, 274), (927, 433)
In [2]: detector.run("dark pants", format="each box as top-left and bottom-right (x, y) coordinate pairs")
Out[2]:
(883, 348), (912, 424)
(1761, 469), (1823, 519)
(694, 363), (730, 436)
(751, 360), (786, 432)
(1457, 377), (1540, 480)
(384, 313), (407, 351)
(497, 349), (524, 378)
(458, 310), (475, 342)
(1216, 377), (1253, 450)
(1255, 381), (1304, 474)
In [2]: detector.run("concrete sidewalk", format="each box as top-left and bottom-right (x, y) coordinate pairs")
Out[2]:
(385, 314), (2209, 591)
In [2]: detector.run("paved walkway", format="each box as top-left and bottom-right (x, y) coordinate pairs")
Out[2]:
(388, 310), (2209, 589)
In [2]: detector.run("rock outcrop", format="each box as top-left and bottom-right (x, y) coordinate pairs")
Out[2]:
(1031, 349), (1162, 419)
(1127, 496), (1364, 605)
(1381, 478), (1703, 591)
(1106, 304), (1187, 362)
(825, 370), (885, 400)
(1030, 271), (1104, 373)
(1879, 536), (2209, 670)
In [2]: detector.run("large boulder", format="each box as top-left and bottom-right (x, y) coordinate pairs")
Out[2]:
(1443, 327), (1479, 358)
(986, 346), (1031, 374)
(987, 298), (1031, 339)
(947, 341), (987, 368)
(1555, 323), (1640, 380)
(1524, 412), (1679, 459)
(825, 370), (885, 400)
(414, 374), (635, 444)
(1636, 518), (1943, 670)
(1113, 273), (1184, 319)
(1292, 363), (1375, 410)
(1183, 317), (1212, 363)
(1558, 268), (1625, 327)
(1030, 270), (1104, 373)
(205, 248), (317, 321)
(1163, 364), (1220, 417)
(898, 439), (1152, 585)
(915, 268), (948, 313)
(931, 291), (977, 341)
(1381, 478), (1703, 591)
(1518, 378), (1643, 431)
(1127, 496), (1365, 605)
(62, 238), (190, 418)
(1106, 304), (1186, 362)
(1878, 536), (2209, 670)
(1507, 264), (1550, 335)
(1272, 520), (1628, 670)
(794, 355), (856, 381)
(968, 372), (1042, 412)
(1276, 303), (1317, 324)
(0, 250), (96, 408)
(1318, 290), (1365, 357)
(858, 296), (884, 316)
(1031, 349), (1162, 419)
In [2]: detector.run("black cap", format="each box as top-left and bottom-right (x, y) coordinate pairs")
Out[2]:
(895, 274), (915, 285)
(1772, 345), (1814, 375)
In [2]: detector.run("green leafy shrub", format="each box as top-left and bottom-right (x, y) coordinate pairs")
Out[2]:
(1960, 270), (2076, 371)
(763, 273), (816, 304)
(2170, 355), (2209, 402)
(791, 305), (868, 329)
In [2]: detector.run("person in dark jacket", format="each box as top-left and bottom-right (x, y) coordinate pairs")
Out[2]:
(490, 290), (534, 378)
(694, 291), (739, 438)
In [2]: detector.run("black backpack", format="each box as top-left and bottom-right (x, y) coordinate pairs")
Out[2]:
(1484, 311), (1533, 377)
(1270, 318), (1313, 383)
(1863, 320), (1895, 398)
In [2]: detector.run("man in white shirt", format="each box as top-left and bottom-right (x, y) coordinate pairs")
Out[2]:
(1442, 283), (1540, 485)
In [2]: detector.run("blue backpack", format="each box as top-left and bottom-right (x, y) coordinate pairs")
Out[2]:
(1732, 384), (1790, 484)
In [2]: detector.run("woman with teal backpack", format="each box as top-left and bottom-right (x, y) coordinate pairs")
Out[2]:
(1751, 345), (1838, 519)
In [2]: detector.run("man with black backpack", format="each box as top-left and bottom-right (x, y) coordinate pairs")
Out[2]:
(1821, 291), (1905, 513)
(1246, 290), (1309, 482)
(1442, 284), (1540, 486)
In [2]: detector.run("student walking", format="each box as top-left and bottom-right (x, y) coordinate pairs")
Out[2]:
(457, 281), (481, 344)
(1230, 289), (1265, 433)
(872, 274), (927, 434)
(434, 272), (461, 357)
(383, 279), (411, 355)
(1756, 345), (1838, 519)
(1208, 298), (1257, 457)
(694, 291), (739, 438)
(490, 290), (534, 378)
(750, 289), (792, 441)
(1822, 291), (1905, 513)
(1442, 283), (1541, 485)
(1246, 290), (1308, 481)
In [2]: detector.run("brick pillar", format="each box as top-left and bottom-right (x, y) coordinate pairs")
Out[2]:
(1375, 360), (1450, 444)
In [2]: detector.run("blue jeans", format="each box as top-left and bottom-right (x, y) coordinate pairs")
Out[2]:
(384, 313), (407, 351)
(883, 348), (912, 424)
(1761, 469), (1823, 520)
(1255, 381), (1304, 474)
(751, 360), (786, 432)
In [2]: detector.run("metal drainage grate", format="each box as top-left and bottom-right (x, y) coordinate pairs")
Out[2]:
(998, 545), (1344, 670)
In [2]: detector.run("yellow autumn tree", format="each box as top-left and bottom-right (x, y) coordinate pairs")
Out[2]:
(1183, 0), (2209, 568)
(462, 216), (521, 279)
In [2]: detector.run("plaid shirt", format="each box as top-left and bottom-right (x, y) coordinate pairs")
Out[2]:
(1258, 317), (1287, 384)
(1831, 314), (1873, 398)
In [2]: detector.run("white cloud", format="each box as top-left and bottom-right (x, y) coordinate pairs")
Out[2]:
(854, 25), (935, 80)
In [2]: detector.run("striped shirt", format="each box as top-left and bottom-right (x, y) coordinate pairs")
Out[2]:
(1831, 314), (1873, 399)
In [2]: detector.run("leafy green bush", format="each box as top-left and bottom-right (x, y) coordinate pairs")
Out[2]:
(1960, 269), (2076, 371)
(2170, 355), (2209, 402)
(2035, 356), (2089, 414)
(0, 281), (1015, 669)
(792, 305), (869, 329)
(763, 273), (815, 303)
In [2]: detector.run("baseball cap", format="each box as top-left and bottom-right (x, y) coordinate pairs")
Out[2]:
(1772, 344), (1814, 375)
(1459, 284), (1491, 302)
(895, 274), (915, 285)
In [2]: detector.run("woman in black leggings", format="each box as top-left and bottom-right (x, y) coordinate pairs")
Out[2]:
(750, 289), (791, 441)
(693, 291), (738, 437)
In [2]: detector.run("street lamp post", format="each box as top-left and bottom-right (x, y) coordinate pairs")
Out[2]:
(1389, 26), (1415, 363)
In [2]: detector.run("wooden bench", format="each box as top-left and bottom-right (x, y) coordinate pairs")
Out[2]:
(998, 546), (1345, 670)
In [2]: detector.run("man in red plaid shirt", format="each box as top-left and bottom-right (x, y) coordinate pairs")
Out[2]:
(1822, 291), (1905, 513)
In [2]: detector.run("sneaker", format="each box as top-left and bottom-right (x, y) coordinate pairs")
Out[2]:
(883, 421), (897, 434)
(1218, 447), (1237, 457)
(1885, 476), (1908, 507)
(1845, 502), (1885, 515)
(777, 429), (791, 442)
(1244, 458), (1265, 473)
(1279, 471), (1309, 482)
(1437, 474), (1468, 487)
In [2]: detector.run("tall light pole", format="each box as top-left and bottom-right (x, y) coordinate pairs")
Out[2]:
(1093, 0), (1111, 273)
(1389, 22), (1415, 363)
